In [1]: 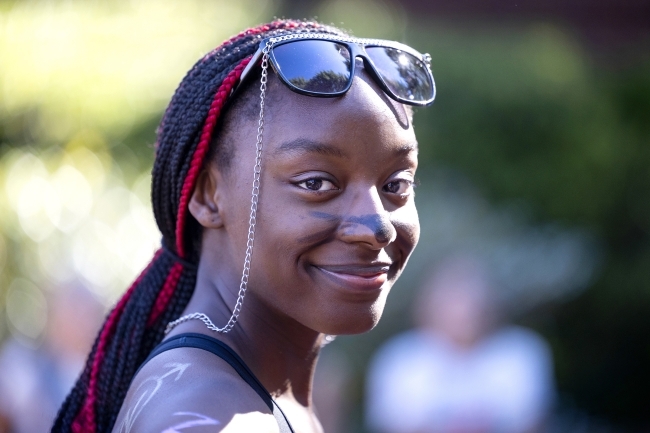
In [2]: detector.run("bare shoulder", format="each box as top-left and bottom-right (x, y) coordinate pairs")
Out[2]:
(112, 346), (278, 433)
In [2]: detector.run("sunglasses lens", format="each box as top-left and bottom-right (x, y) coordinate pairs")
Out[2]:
(366, 47), (434, 102)
(272, 40), (352, 94)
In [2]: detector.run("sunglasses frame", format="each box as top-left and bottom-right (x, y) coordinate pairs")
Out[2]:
(236, 32), (436, 107)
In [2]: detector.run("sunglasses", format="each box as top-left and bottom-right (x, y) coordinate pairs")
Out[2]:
(236, 32), (436, 106)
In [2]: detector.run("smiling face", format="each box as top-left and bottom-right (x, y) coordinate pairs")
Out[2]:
(194, 65), (420, 336)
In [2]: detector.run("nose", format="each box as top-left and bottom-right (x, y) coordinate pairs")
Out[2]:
(338, 186), (396, 249)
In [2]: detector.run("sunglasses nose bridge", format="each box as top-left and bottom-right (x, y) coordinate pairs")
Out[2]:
(348, 44), (373, 70)
(347, 46), (395, 101)
(345, 44), (373, 75)
(353, 55), (381, 82)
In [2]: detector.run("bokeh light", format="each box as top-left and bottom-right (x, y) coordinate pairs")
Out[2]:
(0, 0), (275, 341)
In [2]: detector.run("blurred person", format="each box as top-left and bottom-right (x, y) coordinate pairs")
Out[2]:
(52, 19), (436, 433)
(366, 256), (556, 433)
(0, 285), (103, 433)
(312, 344), (354, 433)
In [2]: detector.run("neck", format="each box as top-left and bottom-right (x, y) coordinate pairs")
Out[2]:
(227, 293), (324, 405)
(173, 257), (324, 407)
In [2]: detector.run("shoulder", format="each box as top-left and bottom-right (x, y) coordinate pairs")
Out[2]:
(479, 326), (556, 388)
(366, 330), (446, 398)
(365, 331), (445, 432)
(112, 346), (278, 433)
(484, 326), (554, 361)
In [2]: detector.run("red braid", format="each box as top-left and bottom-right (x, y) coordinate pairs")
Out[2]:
(155, 19), (300, 153)
(146, 20), (307, 336)
(155, 20), (307, 332)
(147, 261), (183, 326)
(174, 56), (252, 258)
(72, 249), (163, 433)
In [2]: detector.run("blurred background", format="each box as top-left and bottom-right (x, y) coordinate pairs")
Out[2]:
(0, 0), (649, 432)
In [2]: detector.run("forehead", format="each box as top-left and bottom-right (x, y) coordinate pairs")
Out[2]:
(264, 69), (415, 150)
(217, 67), (417, 173)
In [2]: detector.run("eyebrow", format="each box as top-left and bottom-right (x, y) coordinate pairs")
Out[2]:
(273, 139), (418, 158)
(395, 142), (419, 156)
(274, 139), (347, 158)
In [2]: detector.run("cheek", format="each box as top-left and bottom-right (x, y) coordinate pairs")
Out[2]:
(255, 200), (335, 260)
(222, 183), (254, 246)
(251, 193), (299, 264)
(392, 201), (420, 255)
(246, 207), (322, 309)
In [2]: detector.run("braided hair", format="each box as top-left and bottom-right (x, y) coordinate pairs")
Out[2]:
(52, 19), (346, 433)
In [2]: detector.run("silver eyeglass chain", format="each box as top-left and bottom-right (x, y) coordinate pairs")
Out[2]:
(165, 42), (272, 335)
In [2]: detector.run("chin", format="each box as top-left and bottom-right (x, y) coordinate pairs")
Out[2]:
(315, 296), (387, 336)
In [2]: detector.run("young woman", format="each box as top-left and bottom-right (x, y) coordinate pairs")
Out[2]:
(53, 19), (435, 433)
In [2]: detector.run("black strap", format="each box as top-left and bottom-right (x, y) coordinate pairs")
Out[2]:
(139, 333), (294, 433)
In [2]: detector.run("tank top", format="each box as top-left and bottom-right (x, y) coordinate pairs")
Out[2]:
(139, 332), (294, 432)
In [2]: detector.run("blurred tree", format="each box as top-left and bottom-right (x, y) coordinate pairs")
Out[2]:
(408, 20), (650, 432)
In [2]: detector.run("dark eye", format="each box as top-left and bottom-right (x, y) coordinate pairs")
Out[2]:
(383, 179), (414, 195)
(297, 178), (337, 192)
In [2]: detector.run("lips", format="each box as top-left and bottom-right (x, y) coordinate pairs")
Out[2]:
(313, 263), (392, 292)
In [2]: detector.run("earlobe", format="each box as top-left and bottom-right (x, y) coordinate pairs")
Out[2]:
(188, 169), (224, 229)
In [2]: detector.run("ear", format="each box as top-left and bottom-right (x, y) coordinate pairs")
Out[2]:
(188, 165), (224, 229)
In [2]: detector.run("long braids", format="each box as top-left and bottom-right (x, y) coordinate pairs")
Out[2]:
(52, 19), (345, 433)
